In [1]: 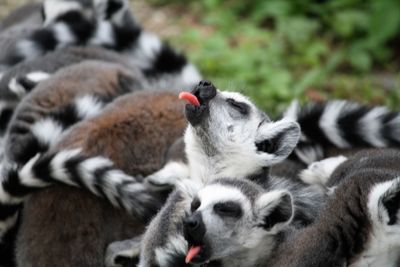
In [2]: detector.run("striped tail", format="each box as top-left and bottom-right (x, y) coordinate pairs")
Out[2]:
(0, 148), (160, 239)
(1, 2), (201, 87)
(284, 100), (400, 164)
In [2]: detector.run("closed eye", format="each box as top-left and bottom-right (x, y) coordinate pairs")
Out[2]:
(214, 201), (242, 218)
(226, 98), (249, 115)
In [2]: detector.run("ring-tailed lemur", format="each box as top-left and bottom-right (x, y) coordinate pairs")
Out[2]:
(137, 81), (328, 267)
(0, 60), (147, 266)
(269, 148), (400, 267)
(0, 0), (201, 86)
(1, 90), (187, 266)
(143, 149), (400, 267)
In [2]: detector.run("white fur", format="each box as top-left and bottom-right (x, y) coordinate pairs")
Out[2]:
(0, 73), (4, 80)
(16, 40), (42, 60)
(300, 156), (348, 186)
(53, 23), (76, 46)
(358, 107), (388, 147)
(31, 118), (64, 147)
(197, 185), (249, 211)
(43, 0), (82, 25)
(255, 190), (293, 234)
(78, 157), (114, 196)
(145, 161), (189, 189)
(19, 154), (49, 187)
(355, 178), (400, 267)
(283, 100), (299, 121)
(50, 148), (83, 186)
(0, 180), (24, 204)
(129, 32), (162, 69)
(8, 78), (27, 98)
(155, 235), (188, 267)
(90, 21), (115, 46)
(181, 64), (202, 88)
(294, 145), (324, 165)
(26, 71), (51, 83)
(319, 101), (351, 148)
(75, 95), (104, 119)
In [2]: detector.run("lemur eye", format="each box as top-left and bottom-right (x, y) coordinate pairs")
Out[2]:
(191, 197), (201, 212)
(226, 99), (249, 115)
(213, 202), (242, 218)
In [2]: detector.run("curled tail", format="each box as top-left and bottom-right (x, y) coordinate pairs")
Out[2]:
(1, 1), (200, 86)
(0, 148), (160, 238)
(285, 100), (400, 164)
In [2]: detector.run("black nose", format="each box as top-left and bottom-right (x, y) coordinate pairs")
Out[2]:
(183, 213), (206, 244)
(192, 80), (217, 102)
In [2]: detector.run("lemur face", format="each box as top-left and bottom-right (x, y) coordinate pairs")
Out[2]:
(183, 178), (294, 265)
(183, 81), (301, 180)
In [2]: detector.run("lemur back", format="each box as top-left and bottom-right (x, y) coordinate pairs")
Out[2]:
(14, 91), (187, 266)
(270, 149), (400, 267)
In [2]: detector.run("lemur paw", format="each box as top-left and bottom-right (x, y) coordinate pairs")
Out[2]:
(105, 236), (142, 267)
(300, 155), (348, 186)
(144, 161), (189, 191)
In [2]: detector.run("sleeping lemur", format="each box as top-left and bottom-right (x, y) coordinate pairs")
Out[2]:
(158, 149), (400, 267)
(269, 148), (400, 267)
(0, 0), (201, 86)
(137, 81), (332, 267)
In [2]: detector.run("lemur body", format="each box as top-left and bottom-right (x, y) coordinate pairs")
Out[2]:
(0, 60), (146, 266)
(13, 90), (187, 266)
(269, 149), (400, 267)
(138, 82), (329, 267)
(171, 149), (400, 267)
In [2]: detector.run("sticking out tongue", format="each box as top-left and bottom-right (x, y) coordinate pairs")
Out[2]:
(179, 92), (200, 107)
(185, 245), (202, 264)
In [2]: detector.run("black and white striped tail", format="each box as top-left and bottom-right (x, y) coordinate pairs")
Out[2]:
(0, 148), (160, 239)
(1, 3), (201, 86)
(285, 100), (400, 164)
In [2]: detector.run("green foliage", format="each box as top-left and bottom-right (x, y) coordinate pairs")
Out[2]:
(150, 0), (400, 116)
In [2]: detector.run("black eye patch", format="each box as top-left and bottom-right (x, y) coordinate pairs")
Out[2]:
(226, 99), (249, 116)
(213, 201), (242, 218)
(191, 197), (201, 212)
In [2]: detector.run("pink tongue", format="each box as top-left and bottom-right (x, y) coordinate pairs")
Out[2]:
(179, 92), (200, 107)
(185, 246), (202, 264)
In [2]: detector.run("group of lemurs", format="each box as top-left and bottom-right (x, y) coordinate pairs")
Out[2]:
(0, 1), (399, 267)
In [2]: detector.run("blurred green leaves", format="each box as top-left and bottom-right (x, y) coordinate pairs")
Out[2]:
(150, 0), (400, 116)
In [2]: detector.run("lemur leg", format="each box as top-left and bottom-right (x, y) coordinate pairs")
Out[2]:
(299, 155), (348, 187)
(105, 236), (142, 267)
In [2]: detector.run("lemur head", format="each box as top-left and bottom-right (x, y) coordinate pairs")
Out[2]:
(183, 178), (294, 265)
(182, 80), (301, 181)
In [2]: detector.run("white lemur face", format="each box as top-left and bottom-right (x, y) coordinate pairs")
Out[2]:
(182, 178), (294, 265)
(183, 81), (301, 181)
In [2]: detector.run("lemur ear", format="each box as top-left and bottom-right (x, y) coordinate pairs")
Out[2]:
(255, 119), (300, 166)
(369, 177), (400, 226)
(256, 190), (294, 233)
